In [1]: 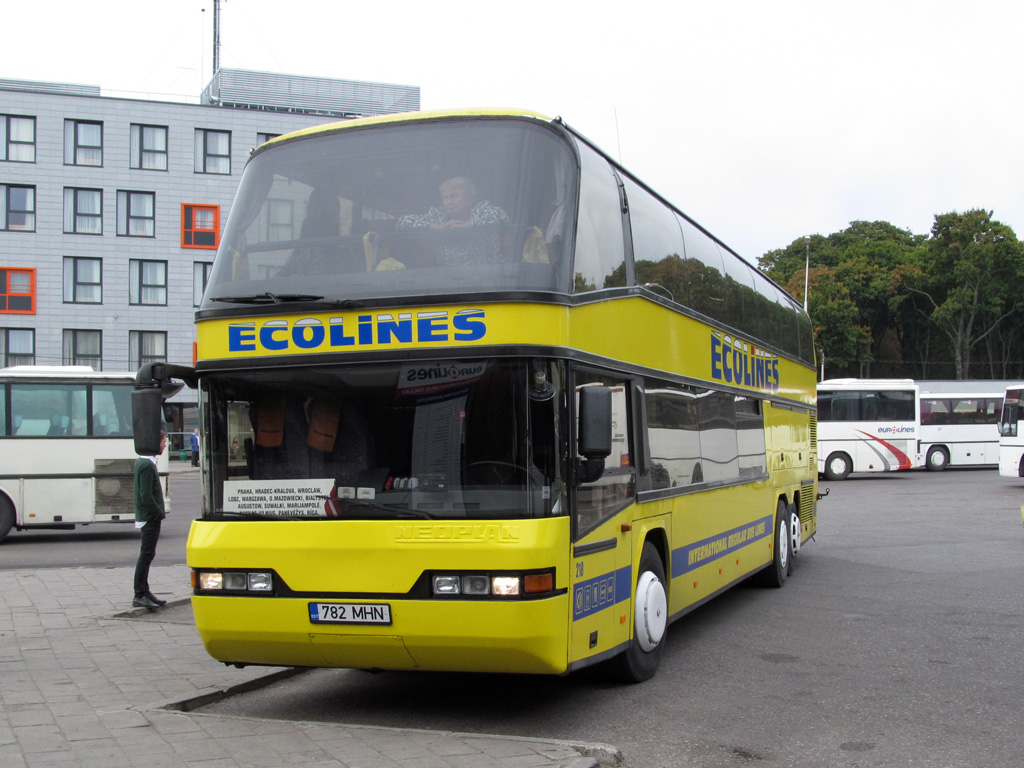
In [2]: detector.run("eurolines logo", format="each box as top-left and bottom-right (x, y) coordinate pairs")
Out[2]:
(397, 361), (487, 396)
(227, 309), (487, 354)
(710, 331), (780, 394)
(877, 425), (915, 435)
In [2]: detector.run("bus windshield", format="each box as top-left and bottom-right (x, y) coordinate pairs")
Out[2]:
(202, 119), (577, 306)
(203, 358), (564, 520)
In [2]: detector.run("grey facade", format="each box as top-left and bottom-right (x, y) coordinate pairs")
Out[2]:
(0, 71), (420, 419)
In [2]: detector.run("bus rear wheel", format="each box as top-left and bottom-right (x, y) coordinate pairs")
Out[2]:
(610, 541), (667, 683)
(756, 501), (791, 588)
(926, 446), (949, 472)
(824, 452), (851, 481)
(0, 496), (14, 543)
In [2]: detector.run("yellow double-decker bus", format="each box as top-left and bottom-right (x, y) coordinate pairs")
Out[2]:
(134, 108), (818, 682)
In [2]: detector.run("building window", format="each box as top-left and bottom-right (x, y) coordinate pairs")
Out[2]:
(1, 184), (35, 231)
(130, 124), (168, 171)
(63, 188), (103, 235)
(129, 330), (166, 370)
(64, 119), (103, 166)
(1, 115), (36, 163)
(194, 129), (230, 174)
(267, 199), (294, 241)
(182, 203), (219, 249)
(129, 259), (167, 305)
(256, 132), (280, 146)
(0, 328), (35, 366)
(193, 261), (213, 306)
(117, 191), (155, 237)
(63, 257), (102, 303)
(62, 329), (102, 370)
(1, 267), (35, 313)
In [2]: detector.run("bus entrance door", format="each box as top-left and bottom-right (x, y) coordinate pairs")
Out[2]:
(569, 520), (632, 667)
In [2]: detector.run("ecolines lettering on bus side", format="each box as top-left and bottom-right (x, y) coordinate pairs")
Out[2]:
(710, 333), (780, 394)
(227, 309), (487, 353)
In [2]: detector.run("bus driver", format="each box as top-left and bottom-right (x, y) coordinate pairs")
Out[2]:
(397, 176), (509, 265)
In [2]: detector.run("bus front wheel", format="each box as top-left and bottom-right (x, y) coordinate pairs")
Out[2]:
(824, 452), (852, 481)
(0, 496), (14, 543)
(926, 446), (949, 472)
(611, 542), (667, 683)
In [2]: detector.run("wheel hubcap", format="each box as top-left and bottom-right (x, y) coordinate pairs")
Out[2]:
(635, 571), (667, 652)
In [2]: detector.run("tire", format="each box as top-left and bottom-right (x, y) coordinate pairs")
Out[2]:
(925, 446), (949, 472)
(823, 452), (852, 481)
(610, 541), (668, 683)
(788, 502), (801, 562)
(0, 496), (14, 543)
(756, 501), (791, 588)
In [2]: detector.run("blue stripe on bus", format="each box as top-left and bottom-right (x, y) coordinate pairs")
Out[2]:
(572, 565), (632, 621)
(672, 515), (774, 578)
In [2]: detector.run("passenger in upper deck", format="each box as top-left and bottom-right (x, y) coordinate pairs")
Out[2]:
(276, 190), (360, 277)
(396, 176), (510, 265)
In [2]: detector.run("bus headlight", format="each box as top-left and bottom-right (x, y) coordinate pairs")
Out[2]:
(432, 575), (461, 594)
(193, 569), (274, 594)
(491, 576), (520, 596)
(430, 569), (555, 599)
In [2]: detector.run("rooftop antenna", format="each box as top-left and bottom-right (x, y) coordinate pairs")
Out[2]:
(213, 0), (221, 77)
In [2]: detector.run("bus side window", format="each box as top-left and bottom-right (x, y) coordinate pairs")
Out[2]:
(572, 145), (625, 293)
(575, 373), (634, 537)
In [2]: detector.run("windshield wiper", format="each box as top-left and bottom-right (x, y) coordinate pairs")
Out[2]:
(219, 510), (323, 520)
(210, 294), (364, 309)
(210, 292), (325, 304)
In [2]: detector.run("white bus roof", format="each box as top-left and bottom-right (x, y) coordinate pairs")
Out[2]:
(0, 366), (137, 381)
(818, 378), (917, 389)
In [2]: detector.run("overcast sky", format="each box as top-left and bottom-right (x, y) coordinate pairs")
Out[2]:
(4, 0), (1022, 263)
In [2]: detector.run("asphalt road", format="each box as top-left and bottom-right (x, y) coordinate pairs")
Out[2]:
(199, 468), (1024, 768)
(7, 467), (1024, 767)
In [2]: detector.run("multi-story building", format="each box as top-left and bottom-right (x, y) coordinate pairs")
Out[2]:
(0, 69), (419, 443)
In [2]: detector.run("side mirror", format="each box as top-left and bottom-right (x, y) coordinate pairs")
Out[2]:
(132, 388), (165, 456)
(578, 386), (612, 483)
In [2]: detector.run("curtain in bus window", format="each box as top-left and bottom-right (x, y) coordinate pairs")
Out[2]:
(645, 384), (702, 488)
(735, 395), (766, 477)
(696, 390), (738, 482)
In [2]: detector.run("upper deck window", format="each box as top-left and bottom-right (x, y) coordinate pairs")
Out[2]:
(202, 118), (578, 307)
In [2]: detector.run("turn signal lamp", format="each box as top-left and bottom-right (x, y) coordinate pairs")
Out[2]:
(430, 569), (555, 599)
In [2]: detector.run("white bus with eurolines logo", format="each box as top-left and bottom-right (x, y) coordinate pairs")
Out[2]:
(817, 378), (922, 480)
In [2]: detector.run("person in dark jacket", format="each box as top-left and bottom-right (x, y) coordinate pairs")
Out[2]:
(133, 430), (167, 610)
(190, 428), (200, 466)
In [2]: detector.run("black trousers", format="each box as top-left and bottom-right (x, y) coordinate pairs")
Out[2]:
(191, 451), (199, 467)
(134, 520), (162, 598)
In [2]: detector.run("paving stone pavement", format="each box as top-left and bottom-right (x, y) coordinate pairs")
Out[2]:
(0, 564), (622, 768)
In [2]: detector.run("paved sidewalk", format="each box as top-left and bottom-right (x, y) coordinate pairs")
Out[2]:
(0, 564), (622, 768)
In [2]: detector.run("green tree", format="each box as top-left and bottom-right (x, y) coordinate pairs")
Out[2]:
(761, 222), (921, 377)
(906, 209), (1024, 379)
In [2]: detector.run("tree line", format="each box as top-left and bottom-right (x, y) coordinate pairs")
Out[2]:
(757, 210), (1024, 380)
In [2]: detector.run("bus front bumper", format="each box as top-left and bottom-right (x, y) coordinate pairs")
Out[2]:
(191, 593), (570, 675)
